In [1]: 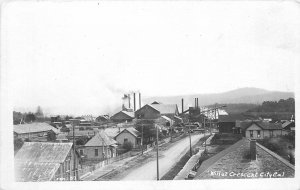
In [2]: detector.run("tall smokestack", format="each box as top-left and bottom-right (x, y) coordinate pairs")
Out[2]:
(250, 139), (256, 160)
(139, 93), (141, 109)
(133, 93), (136, 111)
(181, 98), (184, 113)
(128, 94), (131, 108)
(195, 98), (197, 108)
(197, 98), (198, 108)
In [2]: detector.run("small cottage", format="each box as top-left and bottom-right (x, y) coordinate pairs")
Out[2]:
(282, 121), (295, 135)
(240, 121), (283, 139)
(78, 130), (117, 161)
(114, 127), (141, 147)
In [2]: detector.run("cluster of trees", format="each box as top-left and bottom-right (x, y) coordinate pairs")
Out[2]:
(135, 119), (165, 145)
(13, 106), (45, 124)
(247, 98), (295, 113)
(13, 111), (36, 124)
(13, 106), (76, 125)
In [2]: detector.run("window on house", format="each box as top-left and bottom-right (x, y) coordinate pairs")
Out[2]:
(95, 149), (98, 156)
(80, 150), (83, 155)
(250, 130), (253, 138)
(124, 138), (128, 143)
(257, 130), (261, 138)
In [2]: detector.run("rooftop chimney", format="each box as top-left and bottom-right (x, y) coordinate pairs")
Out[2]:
(250, 139), (256, 160)
(195, 98), (197, 108)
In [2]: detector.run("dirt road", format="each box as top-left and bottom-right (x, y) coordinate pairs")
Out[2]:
(120, 133), (204, 180)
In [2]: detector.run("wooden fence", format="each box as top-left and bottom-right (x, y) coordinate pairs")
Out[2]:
(78, 151), (132, 178)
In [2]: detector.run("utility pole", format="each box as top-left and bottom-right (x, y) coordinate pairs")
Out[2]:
(72, 122), (77, 181)
(141, 124), (144, 155)
(209, 112), (212, 135)
(204, 117), (206, 152)
(188, 124), (192, 157)
(170, 123), (173, 143)
(156, 124), (159, 181)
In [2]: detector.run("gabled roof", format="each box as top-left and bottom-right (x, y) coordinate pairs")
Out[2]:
(121, 111), (134, 118)
(218, 114), (257, 123)
(96, 115), (109, 120)
(241, 121), (283, 130)
(282, 121), (295, 129)
(160, 115), (173, 122)
(15, 161), (61, 182)
(115, 127), (141, 138)
(84, 130), (117, 147)
(104, 127), (123, 138)
(111, 110), (134, 120)
(14, 122), (59, 134)
(15, 142), (73, 163)
(195, 138), (294, 179)
(14, 142), (74, 182)
(149, 104), (178, 115)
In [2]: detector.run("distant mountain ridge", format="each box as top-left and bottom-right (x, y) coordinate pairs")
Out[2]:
(143, 87), (294, 111)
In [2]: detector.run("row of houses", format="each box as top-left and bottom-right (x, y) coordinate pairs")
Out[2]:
(13, 123), (143, 181)
(13, 100), (185, 181)
(218, 114), (295, 139)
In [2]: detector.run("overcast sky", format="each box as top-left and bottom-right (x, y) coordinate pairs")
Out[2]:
(2, 1), (299, 115)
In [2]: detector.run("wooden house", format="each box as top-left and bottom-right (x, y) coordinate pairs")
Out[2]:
(14, 142), (79, 181)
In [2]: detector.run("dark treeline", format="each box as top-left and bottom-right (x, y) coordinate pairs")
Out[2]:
(247, 98), (295, 113)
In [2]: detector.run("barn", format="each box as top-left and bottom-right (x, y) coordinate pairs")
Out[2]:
(110, 111), (134, 123)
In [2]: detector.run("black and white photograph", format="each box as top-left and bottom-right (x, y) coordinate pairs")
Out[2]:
(0, 0), (299, 190)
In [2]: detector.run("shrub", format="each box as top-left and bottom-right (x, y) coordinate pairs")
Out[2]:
(47, 131), (57, 141)
(60, 127), (70, 132)
(123, 141), (133, 151)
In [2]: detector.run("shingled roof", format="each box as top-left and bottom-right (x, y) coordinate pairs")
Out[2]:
(15, 142), (73, 163)
(15, 162), (61, 182)
(84, 130), (117, 147)
(115, 127), (141, 138)
(195, 138), (294, 179)
(240, 121), (283, 130)
(111, 110), (134, 120)
(282, 121), (295, 130)
(14, 142), (73, 181)
(14, 122), (59, 134)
